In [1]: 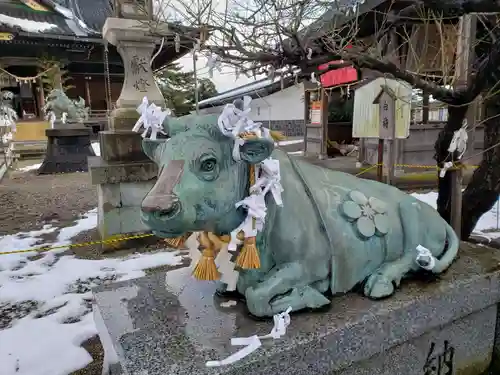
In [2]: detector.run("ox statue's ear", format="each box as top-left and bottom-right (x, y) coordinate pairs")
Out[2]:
(163, 116), (189, 136)
(239, 138), (274, 164)
(142, 139), (166, 162)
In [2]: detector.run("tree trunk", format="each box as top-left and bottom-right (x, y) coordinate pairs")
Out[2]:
(434, 105), (469, 223)
(461, 102), (500, 239)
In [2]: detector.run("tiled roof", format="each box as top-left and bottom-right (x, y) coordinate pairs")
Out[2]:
(0, 1), (79, 36)
(68, 0), (113, 33)
(0, 0), (113, 37)
(0, 0), (196, 67)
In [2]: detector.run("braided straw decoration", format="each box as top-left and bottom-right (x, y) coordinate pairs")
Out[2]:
(236, 163), (261, 269)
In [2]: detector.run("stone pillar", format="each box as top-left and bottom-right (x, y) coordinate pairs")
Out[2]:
(103, 18), (165, 131)
(88, 17), (165, 244)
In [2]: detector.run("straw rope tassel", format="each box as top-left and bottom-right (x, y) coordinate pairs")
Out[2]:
(236, 164), (261, 269)
(192, 231), (221, 280)
(164, 232), (193, 249)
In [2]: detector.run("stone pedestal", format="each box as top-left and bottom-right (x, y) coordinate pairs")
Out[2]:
(37, 128), (95, 174)
(88, 17), (167, 241)
(88, 156), (157, 239)
(93, 243), (500, 375)
(89, 129), (158, 240)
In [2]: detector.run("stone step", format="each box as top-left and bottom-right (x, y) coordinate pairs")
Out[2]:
(92, 243), (500, 375)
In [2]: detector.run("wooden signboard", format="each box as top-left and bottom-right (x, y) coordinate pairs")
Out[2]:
(310, 101), (322, 125)
(0, 33), (14, 41)
(352, 77), (411, 139)
(303, 86), (328, 159)
(373, 85), (397, 185)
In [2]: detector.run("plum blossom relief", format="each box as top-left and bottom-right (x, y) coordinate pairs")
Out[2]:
(341, 191), (389, 239)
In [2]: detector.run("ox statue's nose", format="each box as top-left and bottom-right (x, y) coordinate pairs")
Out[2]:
(142, 194), (182, 220)
(141, 159), (185, 221)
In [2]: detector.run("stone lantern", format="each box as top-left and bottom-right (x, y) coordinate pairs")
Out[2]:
(104, 0), (165, 123)
(89, 0), (168, 243)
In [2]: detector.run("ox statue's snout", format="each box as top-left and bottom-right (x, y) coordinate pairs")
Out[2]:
(141, 159), (185, 222)
(142, 194), (182, 220)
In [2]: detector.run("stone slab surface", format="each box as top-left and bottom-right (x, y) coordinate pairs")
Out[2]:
(88, 156), (157, 185)
(335, 305), (496, 375)
(97, 182), (155, 209)
(98, 130), (150, 162)
(97, 181), (154, 237)
(93, 243), (500, 375)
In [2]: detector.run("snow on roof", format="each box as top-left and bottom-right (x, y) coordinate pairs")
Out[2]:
(199, 70), (300, 107)
(0, 13), (57, 33)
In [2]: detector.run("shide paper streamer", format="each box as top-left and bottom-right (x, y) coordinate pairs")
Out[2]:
(205, 307), (292, 367)
(132, 96), (171, 140)
(135, 95), (291, 365)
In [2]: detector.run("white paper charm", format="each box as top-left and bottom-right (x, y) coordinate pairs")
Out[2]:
(132, 96), (171, 140)
(439, 161), (454, 178)
(205, 306), (292, 367)
(416, 244), (437, 271)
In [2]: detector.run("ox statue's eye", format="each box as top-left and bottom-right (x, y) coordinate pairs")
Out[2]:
(194, 155), (219, 181)
(200, 158), (217, 172)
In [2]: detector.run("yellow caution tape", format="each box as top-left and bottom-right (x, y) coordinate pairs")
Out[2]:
(356, 163), (478, 176)
(0, 161), (479, 256)
(0, 233), (155, 256)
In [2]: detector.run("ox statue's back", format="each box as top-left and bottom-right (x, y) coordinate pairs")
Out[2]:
(138, 100), (458, 318)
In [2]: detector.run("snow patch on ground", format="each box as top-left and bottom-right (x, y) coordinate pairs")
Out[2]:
(0, 209), (183, 375)
(412, 191), (500, 238)
(276, 139), (303, 146)
(16, 163), (42, 172)
(1, 191), (500, 374)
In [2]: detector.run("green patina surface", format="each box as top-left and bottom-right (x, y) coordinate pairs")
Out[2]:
(43, 89), (89, 122)
(140, 114), (460, 318)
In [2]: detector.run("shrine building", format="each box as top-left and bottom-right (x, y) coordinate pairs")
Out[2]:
(0, 0), (194, 128)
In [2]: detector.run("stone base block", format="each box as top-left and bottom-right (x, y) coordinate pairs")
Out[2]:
(98, 130), (150, 162)
(88, 157), (157, 185)
(97, 180), (155, 238)
(89, 157), (157, 241)
(108, 107), (141, 132)
(93, 243), (500, 375)
(37, 128), (95, 174)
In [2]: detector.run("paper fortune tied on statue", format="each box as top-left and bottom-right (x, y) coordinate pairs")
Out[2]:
(133, 96), (171, 140)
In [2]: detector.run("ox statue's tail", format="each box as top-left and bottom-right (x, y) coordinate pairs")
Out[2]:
(416, 222), (459, 274)
(432, 222), (460, 273)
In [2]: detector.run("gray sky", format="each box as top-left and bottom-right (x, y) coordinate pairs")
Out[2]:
(177, 53), (259, 93)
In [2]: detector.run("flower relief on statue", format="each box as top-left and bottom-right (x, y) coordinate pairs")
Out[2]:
(341, 191), (389, 239)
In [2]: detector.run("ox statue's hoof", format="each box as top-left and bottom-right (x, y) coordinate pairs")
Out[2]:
(245, 286), (270, 318)
(364, 274), (395, 299)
